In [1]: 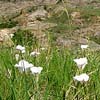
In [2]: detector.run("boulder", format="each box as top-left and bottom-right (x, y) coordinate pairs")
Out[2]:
(56, 36), (100, 51)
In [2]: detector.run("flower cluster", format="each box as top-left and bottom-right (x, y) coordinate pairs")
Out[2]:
(15, 59), (43, 74)
(73, 45), (89, 82)
(15, 45), (43, 74)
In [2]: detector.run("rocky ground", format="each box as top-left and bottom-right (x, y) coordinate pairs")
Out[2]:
(0, 0), (100, 51)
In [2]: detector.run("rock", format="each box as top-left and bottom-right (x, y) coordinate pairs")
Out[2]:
(0, 1), (35, 22)
(77, 38), (100, 51)
(71, 12), (81, 19)
(88, 40), (100, 51)
(66, 0), (89, 6)
(0, 29), (14, 47)
(21, 21), (57, 31)
(73, 23), (100, 39)
(95, 31), (100, 37)
(0, 26), (19, 47)
(34, 0), (58, 5)
(56, 37), (76, 48)
(77, 38), (88, 44)
(28, 8), (48, 21)
(56, 36), (100, 51)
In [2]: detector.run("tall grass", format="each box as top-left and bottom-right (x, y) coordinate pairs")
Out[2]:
(0, 39), (100, 100)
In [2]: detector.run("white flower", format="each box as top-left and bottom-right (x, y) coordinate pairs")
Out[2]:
(73, 73), (89, 82)
(16, 45), (25, 53)
(81, 45), (88, 49)
(10, 33), (14, 38)
(30, 66), (43, 74)
(15, 60), (33, 72)
(16, 45), (25, 50)
(40, 47), (46, 50)
(74, 57), (88, 69)
(30, 51), (40, 56)
(15, 54), (19, 61)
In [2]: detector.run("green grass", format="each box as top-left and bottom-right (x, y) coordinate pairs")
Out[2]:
(0, 41), (100, 100)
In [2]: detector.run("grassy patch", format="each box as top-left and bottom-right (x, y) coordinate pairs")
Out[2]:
(0, 20), (17, 28)
(0, 41), (100, 99)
